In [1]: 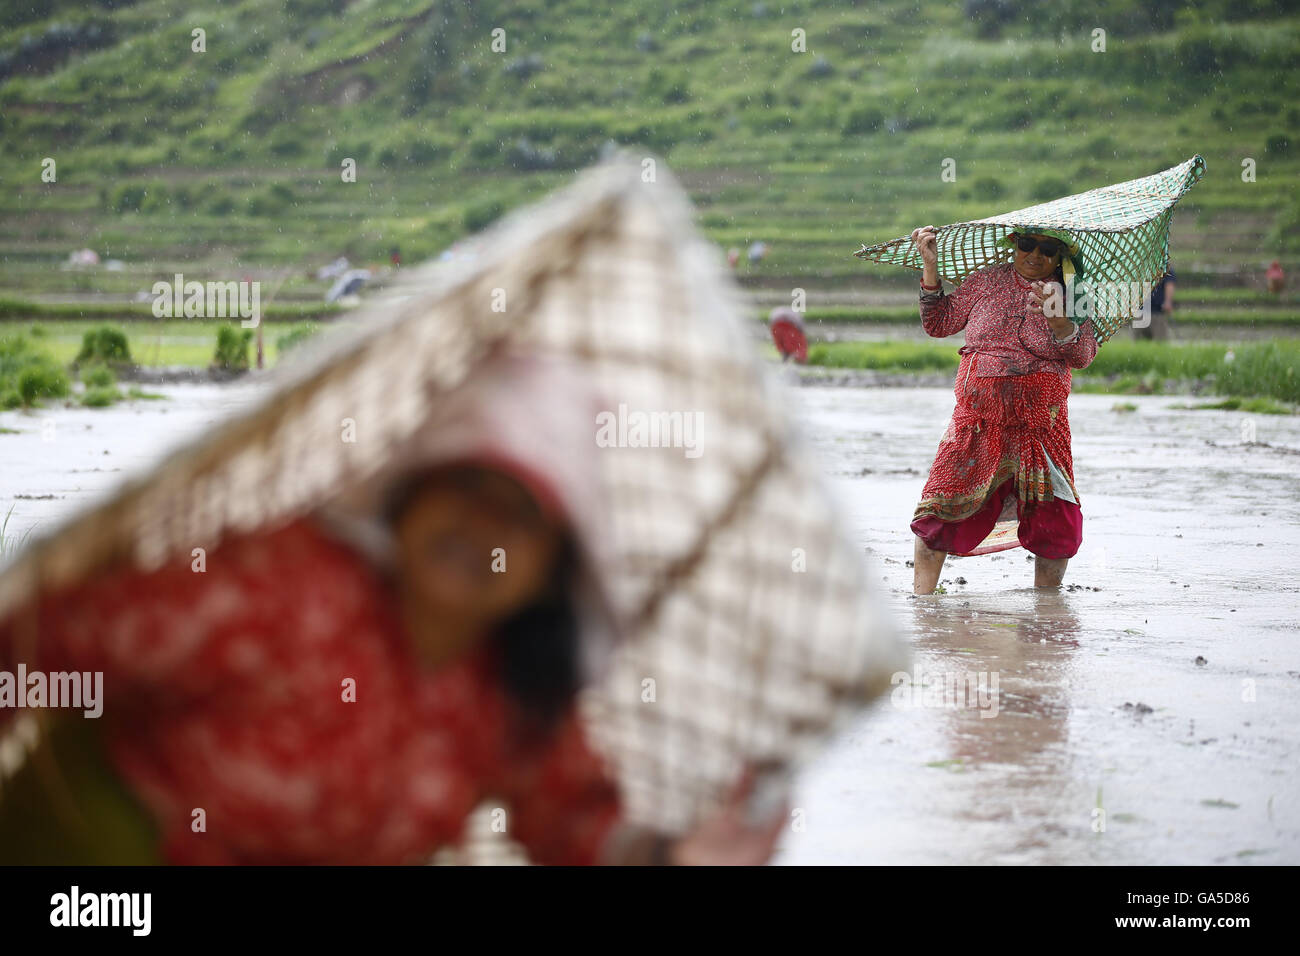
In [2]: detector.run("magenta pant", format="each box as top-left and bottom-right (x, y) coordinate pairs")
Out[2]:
(911, 477), (1083, 559)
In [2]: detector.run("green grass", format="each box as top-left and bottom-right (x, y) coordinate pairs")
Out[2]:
(1087, 340), (1300, 403)
(807, 340), (960, 372)
(1073, 373), (1169, 395)
(787, 306), (926, 325)
(1, 320), (335, 367)
(1178, 288), (1300, 306)
(1171, 397), (1295, 414)
(79, 384), (121, 407)
(213, 325), (253, 371)
(274, 324), (322, 355)
(925, 758), (963, 770)
(76, 361), (121, 406)
(80, 363), (117, 388)
(125, 386), (166, 401)
(75, 325), (131, 365)
(0, 331), (71, 407)
(805, 338), (1300, 404)
(0, 321), (316, 412)
(0, 505), (33, 558)
(0, 298), (346, 323)
(0, 0), (1296, 299)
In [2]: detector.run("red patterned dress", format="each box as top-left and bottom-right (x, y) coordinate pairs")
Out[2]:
(0, 518), (622, 865)
(910, 264), (1098, 558)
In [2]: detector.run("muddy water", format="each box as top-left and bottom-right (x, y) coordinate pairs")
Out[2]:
(778, 385), (1300, 865)
(0, 383), (266, 540)
(2, 382), (1297, 865)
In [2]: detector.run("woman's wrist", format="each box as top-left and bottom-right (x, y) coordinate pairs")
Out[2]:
(920, 256), (940, 289)
(1051, 320), (1080, 344)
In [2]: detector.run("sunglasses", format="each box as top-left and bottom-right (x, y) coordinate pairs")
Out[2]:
(1015, 236), (1065, 259)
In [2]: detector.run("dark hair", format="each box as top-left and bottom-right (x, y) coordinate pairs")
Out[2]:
(384, 465), (583, 736)
(492, 537), (583, 736)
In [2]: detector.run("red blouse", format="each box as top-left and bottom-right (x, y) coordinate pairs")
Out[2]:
(0, 519), (622, 865)
(920, 264), (1098, 377)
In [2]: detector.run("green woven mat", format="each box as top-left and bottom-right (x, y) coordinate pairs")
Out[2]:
(853, 155), (1206, 343)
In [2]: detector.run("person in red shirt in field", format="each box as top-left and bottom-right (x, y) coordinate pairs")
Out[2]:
(907, 225), (1098, 594)
(1267, 259), (1285, 295)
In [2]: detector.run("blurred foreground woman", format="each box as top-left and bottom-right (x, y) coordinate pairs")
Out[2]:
(0, 356), (783, 865)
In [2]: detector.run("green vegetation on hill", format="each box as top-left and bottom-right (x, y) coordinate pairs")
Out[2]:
(0, 0), (1296, 298)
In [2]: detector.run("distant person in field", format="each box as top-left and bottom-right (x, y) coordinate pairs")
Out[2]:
(768, 307), (808, 363)
(1135, 267), (1175, 341)
(1267, 260), (1285, 295)
(907, 225), (1097, 593)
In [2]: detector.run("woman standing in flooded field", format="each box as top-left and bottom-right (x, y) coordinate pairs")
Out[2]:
(907, 224), (1098, 594)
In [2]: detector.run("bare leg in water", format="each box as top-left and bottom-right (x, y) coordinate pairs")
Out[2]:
(915, 537), (1069, 592)
(913, 536), (947, 594)
(1034, 556), (1068, 588)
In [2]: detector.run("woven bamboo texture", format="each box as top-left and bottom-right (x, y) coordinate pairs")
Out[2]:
(853, 155), (1205, 342)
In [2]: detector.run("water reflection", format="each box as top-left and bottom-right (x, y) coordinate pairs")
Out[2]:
(901, 589), (1088, 860)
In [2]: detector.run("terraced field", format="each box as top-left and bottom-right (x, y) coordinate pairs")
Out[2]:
(0, 0), (1295, 323)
